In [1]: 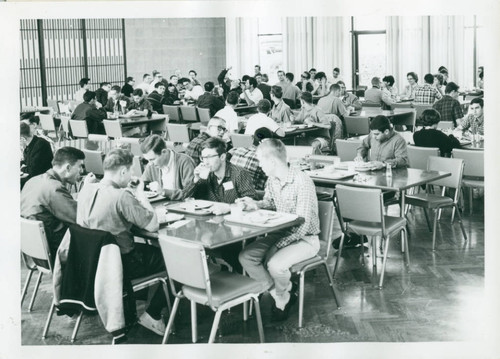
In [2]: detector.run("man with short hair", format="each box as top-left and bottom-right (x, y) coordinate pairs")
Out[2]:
(275, 70), (287, 88)
(214, 91), (240, 134)
(414, 73), (442, 104)
(148, 72), (164, 94)
(147, 82), (167, 114)
(21, 147), (95, 258)
(122, 77), (135, 98)
(71, 91), (107, 134)
(77, 148), (167, 336)
(254, 65), (261, 75)
(312, 71), (330, 97)
(126, 89), (153, 115)
(136, 73), (153, 94)
(282, 73), (302, 108)
(188, 70), (201, 86)
(75, 77), (91, 102)
(168, 75), (180, 100)
(181, 77), (204, 101)
(296, 72), (314, 92)
(331, 67), (342, 84)
(355, 115), (409, 168)
(245, 99), (285, 137)
(238, 139), (322, 321)
(217, 66), (241, 98)
(295, 92), (332, 154)
(458, 97), (484, 135)
(309, 68), (317, 79)
(364, 77), (383, 105)
(140, 135), (195, 200)
(95, 82), (111, 107)
(432, 82), (464, 127)
(104, 85), (130, 114)
(338, 80), (362, 110)
(269, 86), (293, 125)
(255, 73), (272, 102)
(240, 77), (264, 106)
(197, 81), (225, 117)
(20, 122), (53, 188)
(317, 84), (350, 118)
(185, 117), (227, 165)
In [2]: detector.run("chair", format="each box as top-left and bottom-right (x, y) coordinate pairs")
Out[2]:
(412, 104), (433, 125)
(82, 149), (105, 176)
(285, 145), (314, 162)
(38, 114), (58, 137)
(69, 119), (89, 139)
(59, 115), (71, 139)
(452, 149), (484, 215)
(405, 156), (467, 251)
(158, 236), (266, 344)
(437, 121), (454, 131)
(335, 139), (362, 161)
(166, 123), (191, 143)
(407, 145), (440, 170)
(179, 106), (199, 123)
(355, 85), (367, 98)
(21, 218), (53, 312)
(334, 185), (410, 288)
(103, 119), (124, 139)
(47, 99), (59, 115)
(290, 201), (341, 327)
(391, 110), (416, 132)
(197, 107), (211, 125)
(230, 133), (253, 148)
(344, 115), (370, 137)
(68, 100), (81, 113)
(163, 105), (181, 122)
(116, 137), (143, 156)
(131, 155), (143, 177)
(58, 102), (71, 115)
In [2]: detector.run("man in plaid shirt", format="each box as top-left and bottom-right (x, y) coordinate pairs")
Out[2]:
(185, 117), (227, 165)
(238, 139), (321, 321)
(458, 97), (484, 135)
(414, 73), (442, 104)
(432, 82), (464, 127)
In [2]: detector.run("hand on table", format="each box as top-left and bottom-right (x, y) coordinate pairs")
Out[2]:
(353, 155), (364, 163)
(235, 197), (259, 211)
(211, 203), (231, 215)
(371, 161), (385, 169)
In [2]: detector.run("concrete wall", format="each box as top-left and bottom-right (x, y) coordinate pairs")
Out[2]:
(124, 18), (226, 86)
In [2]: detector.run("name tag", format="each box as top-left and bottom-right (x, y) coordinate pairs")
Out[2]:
(222, 181), (234, 191)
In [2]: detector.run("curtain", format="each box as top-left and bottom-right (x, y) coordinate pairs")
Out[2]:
(225, 17), (260, 78)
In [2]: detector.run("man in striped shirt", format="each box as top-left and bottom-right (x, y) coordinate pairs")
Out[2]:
(414, 73), (442, 104)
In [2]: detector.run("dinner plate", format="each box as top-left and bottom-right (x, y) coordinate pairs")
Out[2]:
(247, 211), (280, 224)
(159, 213), (185, 225)
(144, 191), (158, 199)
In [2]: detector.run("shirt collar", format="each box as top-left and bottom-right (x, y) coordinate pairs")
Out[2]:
(46, 168), (62, 183)
(99, 178), (121, 189)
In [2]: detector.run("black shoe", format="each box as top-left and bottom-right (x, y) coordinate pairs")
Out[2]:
(332, 236), (342, 249)
(271, 293), (297, 322)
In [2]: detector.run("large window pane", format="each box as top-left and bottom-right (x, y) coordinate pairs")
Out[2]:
(357, 33), (386, 87)
(354, 16), (386, 31)
(258, 34), (283, 84)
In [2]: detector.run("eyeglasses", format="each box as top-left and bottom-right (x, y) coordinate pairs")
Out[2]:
(201, 154), (220, 161)
(209, 125), (227, 133)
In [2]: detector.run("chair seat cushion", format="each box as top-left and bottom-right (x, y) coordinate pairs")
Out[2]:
(182, 272), (266, 307)
(348, 216), (407, 237)
(131, 271), (167, 287)
(405, 193), (454, 208)
(290, 255), (322, 273)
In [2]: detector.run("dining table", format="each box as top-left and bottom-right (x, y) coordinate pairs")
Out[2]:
(118, 113), (167, 130)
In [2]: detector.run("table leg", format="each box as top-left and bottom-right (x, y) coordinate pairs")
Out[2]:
(241, 239), (248, 322)
(400, 190), (406, 252)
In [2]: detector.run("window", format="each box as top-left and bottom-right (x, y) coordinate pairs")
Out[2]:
(258, 18), (283, 84)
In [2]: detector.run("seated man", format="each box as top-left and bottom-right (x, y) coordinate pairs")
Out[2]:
(140, 135), (195, 200)
(185, 117), (227, 165)
(77, 149), (167, 336)
(127, 88), (153, 115)
(256, 73), (272, 103)
(413, 109), (460, 157)
(355, 115), (409, 168)
(95, 82), (111, 107)
(147, 82), (168, 114)
(270, 85), (293, 125)
(245, 99), (285, 137)
(197, 81), (225, 117)
(294, 92), (332, 154)
(71, 91), (107, 134)
(364, 77), (383, 105)
(75, 77), (91, 103)
(414, 73), (442, 104)
(317, 84), (351, 118)
(21, 147), (95, 259)
(281, 72), (302, 109)
(240, 77), (264, 106)
(20, 122), (53, 188)
(457, 97), (484, 136)
(122, 77), (135, 98)
(238, 139), (321, 321)
(338, 80), (362, 110)
(185, 137), (258, 213)
(214, 91), (240, 134)
(312, 71), (330, 97)
(104, 85), (130, 114)
(432, 82), (464, 127)
(180, 77), (204, 101)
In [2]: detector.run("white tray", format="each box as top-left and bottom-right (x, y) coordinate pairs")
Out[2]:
(305, 169), (357, 180)
(224, 210), (298, 228)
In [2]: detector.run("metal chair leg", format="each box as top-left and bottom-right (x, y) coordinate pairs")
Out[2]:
(323, 262), (341, 308)
(423, 208), (432, 232)
(432, 209), (439, 251)
(21, 269), (34, 306)
(253, 296), (265, 343)
(42, 302), (55, 339)
(403, 228), (410, 267)
(298, 272), (305, 328)
(208, 309), (223, 343)
(28, 272), (43, 312)
(162, 296), (181, 344)
(378, 235), (391, 289)
(190, 300), (197, 343)
(469, 187), (473, 215)
(71, 311), (84, 343)
(454, 203), (468, 241)
(332, 233), (345, 278)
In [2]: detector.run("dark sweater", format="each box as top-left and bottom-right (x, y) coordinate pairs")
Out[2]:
(413, 128), (461, 157)
(22, 135), (53, 186)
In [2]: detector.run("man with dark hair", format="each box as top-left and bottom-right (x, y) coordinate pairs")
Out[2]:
(381, 75), (399, 106)
(147, 82), (168, 114)
(168, 75), (180, 100)
(413, 109), (460, 157)
(338, 80), (362, 110)
(309, 68), (317, 79)
(438, 66), (449, 85)
(214, 91), (240, 134)
(75, 77), (91, 102)
(282, 73), (302, 108)
(332, 67), (341, 84)
(188, 70), (201, 86)
(136, 73), (153, 94)
(95, 82), (112, 107)
(296, 71), (314, 92)
(255, 73), (272, 102)
(140, 134), (195, 200)
(355, 115), (409, 168)
(181, 77), (204, 101)
(197, 81), (225, 117)
(77, 148), (167, 336)
(217, 66), (241, 98)
(148, 72), (164, 94)
(71, 91), (107, 134)
(240, 77), (263, 106)
(20, 122), (53, 188)
(414, 73), (442, 104)
(364, 77), (383, 105)
(432, 82), (464, 127)
(186, 117), (227, 165)
(317, 84), (350, 118)
(127, 88), (153, 114)
(312, 71), (330, 97)
(254, 64), (261, 75)
(122, 77), (135, 98)
(104, 85), (130, 114)
(458, 97), (484, 135)
(245, 99), (284, 137)
(21, 147), (96, 258)
(270, 86), (293, 124)
(22, 114), (56, 152)
(275, 70), (287, 88)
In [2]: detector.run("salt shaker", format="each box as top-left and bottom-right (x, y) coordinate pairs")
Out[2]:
(386, 162), (392, 177)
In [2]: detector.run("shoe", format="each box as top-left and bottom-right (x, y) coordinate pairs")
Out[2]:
(138, 312), (166, 336)
(271, 291), (297, 322)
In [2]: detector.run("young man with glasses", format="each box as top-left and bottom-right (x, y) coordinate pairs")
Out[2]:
(185, 117), (228, 165)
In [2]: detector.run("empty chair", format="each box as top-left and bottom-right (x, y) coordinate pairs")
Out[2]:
(285, 145), (314, 162)
(59, 115), (71, 140)
(163, 105), (181, 122)
(197, 107), (211, 125)
(391, 110), (416, 132)
(334, 185), (410, 288)
(335, 139), (362, 161)
(47, 99), (59, 115)
(166, 123), (190, 143)
(58, 102), (71, 115)
(405, 156), (467, 250)
(230, 133), (253, 148)
(69, 119), (89, 139)
(158, 236), (266, 344)
(452, 149), (484, 215)
(179, 106), (199, 123)
(407, 145), (440, 170)
(82, 149), (105, 176)
(116, 137), (142, 156)
(290, 200), (341, 327)
(38, 114), (58, 138)
(437, 121), (454, 131)
(21, 218), (53, 312)
(344, 116), (370, 137)
(103, 120), (124, 139)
